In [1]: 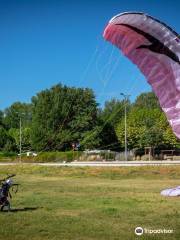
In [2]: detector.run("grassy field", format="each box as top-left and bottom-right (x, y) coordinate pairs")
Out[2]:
(0, 165), (180, 240)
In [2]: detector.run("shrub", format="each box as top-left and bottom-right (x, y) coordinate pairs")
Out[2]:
(21, 151), (83, 163)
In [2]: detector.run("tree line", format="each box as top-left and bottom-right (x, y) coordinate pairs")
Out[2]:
(0, 84), (179, 153)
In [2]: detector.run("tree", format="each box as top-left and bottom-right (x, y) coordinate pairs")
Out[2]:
(0, 127), (17, 152)
(134, 92), (160, 109)
(80, 126), (102, 149)
(0, 127), (8, 149)
(9, 127), (32, 152)
(116, 91), (172, 150)
(116, 105), (179, 150)
(100, 99), (126, 127)
(162, 126), (180, 148)
(0, 111), (4, 126)
(31, 84), (99, 151)
(3, 102), (32, 129)
(97, 99), (130, 150)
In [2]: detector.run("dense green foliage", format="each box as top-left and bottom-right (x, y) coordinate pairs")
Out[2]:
(3, 102), (32, 129)
(0, 84), (179, 155)
(116, 93), (179, 149)
(97, 99), (129, 150)
(31, 84), (99, 151)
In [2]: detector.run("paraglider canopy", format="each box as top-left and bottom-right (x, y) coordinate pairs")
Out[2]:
(161, 186), (180, 197)
(103, 12), (180, 139)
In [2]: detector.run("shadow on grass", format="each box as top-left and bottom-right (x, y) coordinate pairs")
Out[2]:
(2, 207), (40, 213)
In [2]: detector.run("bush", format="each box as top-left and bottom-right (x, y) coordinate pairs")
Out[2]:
(0, 152), (17, 162)
(21, 151), (83, 163)
(0, 152), (17, 158)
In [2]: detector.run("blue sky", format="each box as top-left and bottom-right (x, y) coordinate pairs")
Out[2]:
(0, 0), (179, 109)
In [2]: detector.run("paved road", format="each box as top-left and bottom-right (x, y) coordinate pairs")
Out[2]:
(0, 160), (180, 167)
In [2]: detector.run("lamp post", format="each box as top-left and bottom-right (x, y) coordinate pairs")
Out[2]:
(120, 93), (130, 161)
(16, 112), (25, 162)
(19, 115), (22, 161)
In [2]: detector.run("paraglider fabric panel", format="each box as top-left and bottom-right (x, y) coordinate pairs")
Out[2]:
(161, 186), (180, 196)
(103, 12), (180, 139)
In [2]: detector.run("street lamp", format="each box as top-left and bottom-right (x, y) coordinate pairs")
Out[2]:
(120, 93), (130, 161)
(16, 112), (25, 162)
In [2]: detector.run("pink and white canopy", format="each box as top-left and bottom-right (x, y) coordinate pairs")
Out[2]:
(161, 186), (180, 197)
(103, 12), (180, 138)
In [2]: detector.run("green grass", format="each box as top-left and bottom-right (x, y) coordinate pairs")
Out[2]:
(0, 165), (180, 240)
